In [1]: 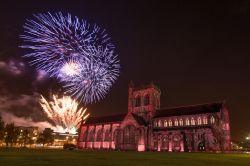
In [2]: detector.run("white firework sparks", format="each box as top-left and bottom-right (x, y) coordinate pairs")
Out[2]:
(59, 61), (81, 77)
(40, 94), (90, 134)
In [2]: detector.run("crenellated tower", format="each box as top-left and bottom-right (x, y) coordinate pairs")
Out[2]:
(128, 81), (161, 122)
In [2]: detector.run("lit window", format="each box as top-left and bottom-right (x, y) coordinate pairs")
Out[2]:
(96, 129), (103, 142)
(186, 118), (190, 126)
(210, 116), (215, 124)
(203, 117), (208, 124)
(179, 119), (183, 126)
(104, 130), (111, 141)
(164, 120), (168, 127)
(158, 120), (162, 127)
(88, 129), (95, 142)
(154, 120), (158, 127)
(198, 117), (202, 125)
(174, 119), (178, 126)
(168, 120), (172, 127)
(191, 118), (195, 125)
(82, 131), (87, 142)
(124, 125), (135, 144)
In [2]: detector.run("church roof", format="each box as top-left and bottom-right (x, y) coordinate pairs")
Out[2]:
(154, 102), (223, 118)
(131, 113), (147, 126)
(84, 114), (126, 125)
(83, 102), (224, 125)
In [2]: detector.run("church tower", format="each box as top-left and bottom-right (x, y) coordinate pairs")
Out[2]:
(128, 81), (161, 122)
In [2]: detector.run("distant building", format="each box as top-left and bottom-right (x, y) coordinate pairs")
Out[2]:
(77, 82), (231, 152)
(16, 126), (38, 136)
(15, 126), (38, 147)
(53, 132), (78, 147)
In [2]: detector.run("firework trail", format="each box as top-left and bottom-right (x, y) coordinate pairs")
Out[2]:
(40, 94), (90, 134)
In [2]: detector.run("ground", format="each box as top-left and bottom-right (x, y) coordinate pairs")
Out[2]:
(0, 148), (250, 166)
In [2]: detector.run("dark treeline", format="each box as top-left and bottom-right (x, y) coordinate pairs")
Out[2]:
(0, 115), (54, 147)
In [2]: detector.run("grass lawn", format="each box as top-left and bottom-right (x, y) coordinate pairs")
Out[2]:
(0, 148), (250, 166)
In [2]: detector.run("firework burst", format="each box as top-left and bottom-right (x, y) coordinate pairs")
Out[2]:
(21, 12), (120, 104)
(40, 94), (90, 134)
(62, 46), (120, 104)
(20, 12), (114, 77)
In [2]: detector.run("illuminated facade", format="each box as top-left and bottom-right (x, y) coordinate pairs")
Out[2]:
(53, 132), (78, 147)
(77, 82), (231, 152)
(5, 126), (38, 147)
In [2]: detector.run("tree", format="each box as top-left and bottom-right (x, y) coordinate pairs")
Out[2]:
(13, 127), (20, 146)
(5, 123), (15, 147)
(37, 128), (54, 147)
(28, 138), (35, 147)
(43, 128), (54, 146)
(36, 133), (45, 147)
(23, 129), (29, 147)
(0, 116), (5, 144)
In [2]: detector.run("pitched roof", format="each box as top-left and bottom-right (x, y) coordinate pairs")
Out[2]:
(131, 113), (147, 126)
(154, 102), (223, 118)
(84, 114), (126, 125)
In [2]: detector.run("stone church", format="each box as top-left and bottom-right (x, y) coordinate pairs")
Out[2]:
(77, 82), (231, 152)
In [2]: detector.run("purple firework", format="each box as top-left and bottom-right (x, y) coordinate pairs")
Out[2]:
(20, 12), (114, 77)
(20, 12), (120, 104)
(62, 46), (120, 104)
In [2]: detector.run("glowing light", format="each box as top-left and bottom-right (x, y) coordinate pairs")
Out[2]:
(60, 61), (80, 77)
(40, 94), (90, 134)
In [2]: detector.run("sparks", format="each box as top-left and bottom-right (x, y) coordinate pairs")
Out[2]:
(20, 12), (114, 77)
(62, 46), (120, 104)
(40, 94), (90, 134)
(20, 12), (120, 104)
(60, 61), (80, 77)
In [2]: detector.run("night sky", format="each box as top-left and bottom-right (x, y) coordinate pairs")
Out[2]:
(0, 0), (249, 140)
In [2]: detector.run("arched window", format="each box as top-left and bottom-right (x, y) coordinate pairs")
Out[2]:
(88, 129), (95, 142)
(197, 117), (202, 125)
(164, 120), (168, 127)
(82, 131), (87, 141)
(154, 120), (158, 127)
(179, 119), (183, 126)
(186, 118), (190, 126)
(191, 118), (195, 125)
(135, 96), (141, 107)
(124, 125), (136, 144)
(158, 120), (162, 127)
(168, 120), (172, 127)
(96, 129), (103, 142)
(210, 116), (215, 124)
(203, 117), (208, 124)
(104, 129), (111, 141)
(144, 94), (150, 105)
(174, 119), (178, 126)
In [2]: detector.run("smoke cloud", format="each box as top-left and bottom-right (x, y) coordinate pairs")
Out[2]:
(0, 93), (56, 131)
(0, 111), (54, 131)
